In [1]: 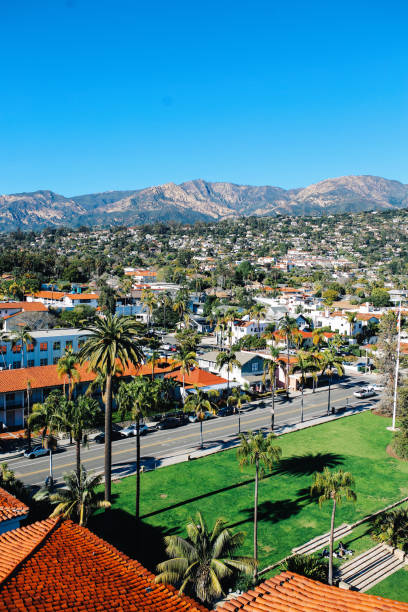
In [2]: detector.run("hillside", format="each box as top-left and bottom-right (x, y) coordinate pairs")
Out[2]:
(1, 175), (408, 231)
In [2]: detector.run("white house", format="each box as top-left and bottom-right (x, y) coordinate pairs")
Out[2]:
(227, 319), (269, 345)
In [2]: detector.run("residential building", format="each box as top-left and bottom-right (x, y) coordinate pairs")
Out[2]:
(0, 488), (29, 535)
(26, 291), (99, 309)
(198, 350), (268, 391)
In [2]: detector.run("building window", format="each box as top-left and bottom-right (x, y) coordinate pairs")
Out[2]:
(40, 343), (48, 351)
(27, 360), (34, 368)
(12, 345), (21, 353)
(251, 362), (258, 372)
(0, 346), (6, 354)
(65, 341), (73, 351)
(40, 358), (48, 366)
(53, 356), (59, 365)
(6, 393), (15, 402)
(53, 341), (61, 351)
(26, 343), (34, 352)
(12, 362), (20, 369)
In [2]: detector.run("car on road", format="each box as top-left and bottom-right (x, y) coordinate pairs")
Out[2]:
(188, 411), (216, 423)
(24, 445), (50, 459)
(373, 383), (385, 392)
(353, 389), (376, 398)
(94, 430), (123, 444)
(217, 406), (235, 417)
(157, 417), (185, 430)
(119, 424), (150, 437)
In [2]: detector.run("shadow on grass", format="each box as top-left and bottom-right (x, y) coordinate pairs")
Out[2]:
(89, 507), (178, 571)
(228, 498), (304, 529)
(274, 452), (344, 477)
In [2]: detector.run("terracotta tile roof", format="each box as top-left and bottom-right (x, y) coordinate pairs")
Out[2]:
(32, 291), (66, 300)
(166, 367), (228, 388)
(356, 313), (382, 321)
(0, 518), (207, 612)
(0, 487), (29, 524)
(65, 293), (99, 300)
(215, 571), (408, 611)
(0, 301), (47, 313)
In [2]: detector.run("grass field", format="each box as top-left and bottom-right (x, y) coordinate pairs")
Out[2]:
(90, 411), (408, 574)
(367, 567), (408, 602)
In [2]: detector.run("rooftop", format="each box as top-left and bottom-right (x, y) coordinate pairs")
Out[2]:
(0, 487), (29, 524)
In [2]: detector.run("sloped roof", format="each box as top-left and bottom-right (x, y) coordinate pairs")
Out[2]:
(0, 487), (29, 524)
(166, 367), (228, 388)
(0, 518), (207, 612)
(216, 571), (408, 612)
(0, 302), (47, 312)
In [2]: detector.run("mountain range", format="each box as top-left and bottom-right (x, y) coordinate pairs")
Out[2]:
(1, 175), (408, 231)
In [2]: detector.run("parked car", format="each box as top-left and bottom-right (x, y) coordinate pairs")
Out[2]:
(157, 417), (184, 430)
(188, 411), (216, 423)
(94, 430), (123, 444)
(353, 389), (376, 398)
(217, 406), (234, 417)
(373, 384), (385, 392)
(119, 424), (150, 437)
(24, 445), (50, 459)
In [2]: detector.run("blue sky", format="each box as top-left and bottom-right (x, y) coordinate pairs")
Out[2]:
(1, 0), (408, 195)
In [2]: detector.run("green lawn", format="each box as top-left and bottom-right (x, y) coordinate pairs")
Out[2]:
(90, 411), (408, 574)
(367, 567), (408, 603)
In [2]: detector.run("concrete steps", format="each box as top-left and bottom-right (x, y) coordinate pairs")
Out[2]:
(292, 523), (353, 556)
(337, 544), (406, 592)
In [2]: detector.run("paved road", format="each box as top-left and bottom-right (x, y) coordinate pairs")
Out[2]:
(8, 374), (380, 488)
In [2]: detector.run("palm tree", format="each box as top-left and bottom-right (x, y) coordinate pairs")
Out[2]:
(141, 289), (157, 327)
(215, 314), (226, 349)
(34, 465), (110, 526)
(173, 292), (188, 326)
(278, 315), (297, 391)
(158, 291), (172, 330)
(371, 507), (408, 549)
(117, 377), (155, 519)
(28, 390), (63, 446)
(79, 314), (144, 502)
(346, 311), (357, 336)
(290, 351), (314, 422)
(0, 330), (9, 368)
(175, 349), (198, 400)
(248, 303), (267, 334)
(237, 431), (282, 577)
(320, 350), (345, 415)
(184, 387), (218, 448)
(57, 348), (80, 401)
(155, 512), (256, 605)
(147, 350), (161, 381)
(291, 329), (304, 350)
(281, 554), (328, 583)
(216, 350), (241, 395)
(263, 347), (282, 431)
(11, 326), (35, 368)
(55, 396), (101, 479)
(312, 329), (327, 350)
(310, 468), (356, 585)
(227, 386), (250, 434)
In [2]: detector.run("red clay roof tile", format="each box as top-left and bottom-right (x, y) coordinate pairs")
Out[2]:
(0, 488), (29, 524)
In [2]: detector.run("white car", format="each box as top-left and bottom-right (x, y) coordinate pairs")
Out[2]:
(373, 384), (385, 392)
(354, 389), (376, 399)
(119, 424), (150, 437)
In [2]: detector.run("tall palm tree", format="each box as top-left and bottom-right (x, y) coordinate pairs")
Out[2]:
(290, 350), (314, 423)
(11, 326), (35, 368)
(173, 292), (188, 326)
(184, 387), (218, 448)
(278, 315), (297, 391)
(346, 311), (357, 336)
(216, 350), (241, 394)
(320, 350), (345, 415)
(311, 468), (356, 585)
(237, 431), (282, 577)
(28, 390), (63, 446)
(55, 396), (101, 479)
(308, 351), (324, 393)
(227, 386), (250, 434)
(263, 347), (282, 431)
(155, 512), (256, 605)
(248, 303), (267, 335)
(34, 465), (110, 526)
(141, 289), (157, 327)
(312, 329), (327, 350)
(147, 350), (161, 381)
(215, 314), (226, 349)
(158, 291), (172, 331)
(79, 314), (144, 502)
(291, 329), (304, 350)
(57, 348), (80, 401)
(175, 349), (198, 400)
(117, 377), (155, 519)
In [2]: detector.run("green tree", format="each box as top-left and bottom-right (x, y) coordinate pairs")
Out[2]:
(28, 390), (64, 446)
(175, 349), (198, 399)
(320, 351), (345, 415)
(141, 289), (157, 327)
(263, 347), (282, 431)
(98, 284), (117, 315)
(281, 554), (328, 583)
(34, 465), (110, 526)
(310, 468), (356, 585)
(57, 349), (80, 401)
(10, 326), (35, 368)
(291, 351), (314, 422)
(227, 386), (250, 434)
(155, 512), (256, 605)
(118, 377), (157, 519)
(237, 431), (282, 577)
(184, 387), (217, 448)
(370, 287), (391, 308)
(216, 350), (241, 394)
(147, 350), (161, 381)
(278, 315), (297, 391)
(79, 315), (144, 502)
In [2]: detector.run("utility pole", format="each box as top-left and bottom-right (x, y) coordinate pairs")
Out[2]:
(389, 301), (401, 432)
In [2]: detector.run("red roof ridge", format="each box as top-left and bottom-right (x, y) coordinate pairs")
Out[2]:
(0, 517), (59, 586)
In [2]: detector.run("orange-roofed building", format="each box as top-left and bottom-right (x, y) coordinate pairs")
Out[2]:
(166, 367), (230, 398)
(0, 518), (207, 612)
(0, 302), (47, 319)
(216, 571), (408, 612)
(0, 487), (29, 535)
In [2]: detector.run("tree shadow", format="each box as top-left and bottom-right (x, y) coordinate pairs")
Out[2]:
(228, 498), (303, 529)
(273, 452), (344, 477)
(89, 508), (178, 571)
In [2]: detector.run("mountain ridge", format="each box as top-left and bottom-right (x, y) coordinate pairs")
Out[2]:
(1, 174), (408, 231)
